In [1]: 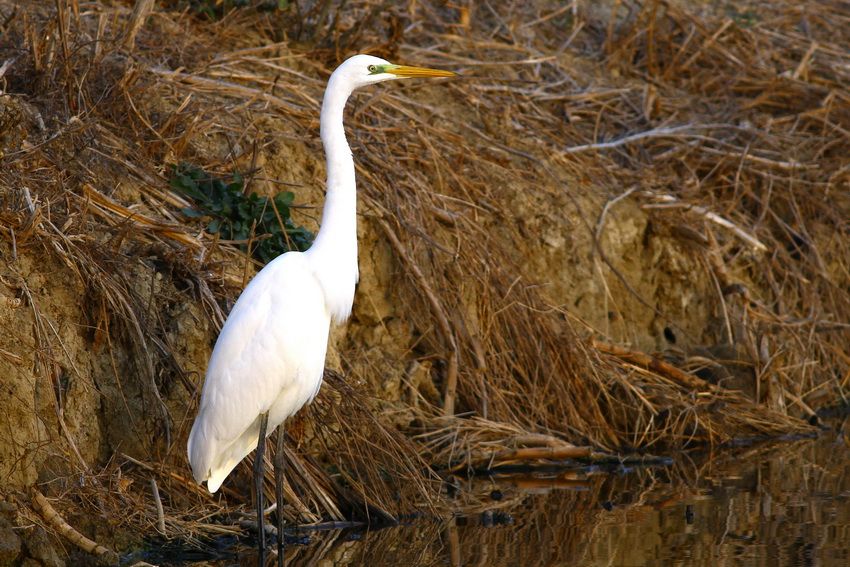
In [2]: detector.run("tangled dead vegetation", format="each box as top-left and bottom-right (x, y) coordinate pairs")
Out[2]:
(0, 0), (848, 556)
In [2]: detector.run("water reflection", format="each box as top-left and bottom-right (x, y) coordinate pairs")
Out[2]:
(179, 430), (850, 566)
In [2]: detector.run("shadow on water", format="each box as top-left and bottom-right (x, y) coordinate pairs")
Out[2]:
(140, 421), (850, 566)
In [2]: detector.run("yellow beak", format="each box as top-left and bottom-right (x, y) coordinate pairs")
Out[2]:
(385, 64), (456, 78)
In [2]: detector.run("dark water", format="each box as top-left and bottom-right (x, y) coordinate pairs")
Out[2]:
(154, 425), (850, 566)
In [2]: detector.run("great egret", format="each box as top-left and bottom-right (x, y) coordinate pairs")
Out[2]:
(186, 54), (455, 565)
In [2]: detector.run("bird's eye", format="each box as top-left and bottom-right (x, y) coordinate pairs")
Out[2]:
(367, 65), (378, 74)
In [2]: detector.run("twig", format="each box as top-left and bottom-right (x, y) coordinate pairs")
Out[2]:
(594, 186), (638, 245)
(299, 520), (367, 531)
(452, 443), (672, 473)
(592, 339), (717, 392)
(0, 57), (15, 83)
(791, 41), (819, 80)
(32, 489), (119, 564)
(119, 453), (225, 500)
(449, 444), (592, 473)
(148, 66), (305, 114)
(680, 18), (739, 70)
(519, 3), (574, 29)
(150, 478), (166, 535)
(491, 445), (592, 462)
(123, 0), (155, 51)
(564, 124), (730, 154)
(697, 145), (816, 171)
(641, 192), (768, 252)
(238, 518), (277, 537)
(81, 184), (202, 248)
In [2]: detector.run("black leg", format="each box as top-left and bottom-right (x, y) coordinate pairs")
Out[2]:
(275, 428), (286, 567)
(255, 412), (269, 567)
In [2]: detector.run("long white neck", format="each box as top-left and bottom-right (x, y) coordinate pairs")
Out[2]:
(305, 73), (359, 323)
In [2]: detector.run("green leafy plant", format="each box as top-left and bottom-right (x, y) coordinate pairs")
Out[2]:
(170, 163), (313, 263)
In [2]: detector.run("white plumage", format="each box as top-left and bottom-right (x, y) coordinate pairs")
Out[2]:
(187, 252), (329, 492)
(186, 54), (455, 496)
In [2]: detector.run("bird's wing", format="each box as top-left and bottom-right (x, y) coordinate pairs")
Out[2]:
(187, 251), (331, 489)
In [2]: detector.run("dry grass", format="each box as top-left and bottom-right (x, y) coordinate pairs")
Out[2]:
(1, 0), (848, 554)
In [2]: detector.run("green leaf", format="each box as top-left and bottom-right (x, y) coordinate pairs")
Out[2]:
(181, 207), (205, 218)
(275, 192), (294, 207)
(170, 163), (314, 261)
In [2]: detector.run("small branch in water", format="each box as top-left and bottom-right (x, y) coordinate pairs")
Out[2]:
(238, 518), (278, 538)
(452, 442), (673, 474)
(450, 443), (592, 473)
(300, 520), (368, 531)
(492, 445), (592, 462)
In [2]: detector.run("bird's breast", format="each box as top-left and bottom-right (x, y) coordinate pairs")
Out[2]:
(306, 251), (358, 323)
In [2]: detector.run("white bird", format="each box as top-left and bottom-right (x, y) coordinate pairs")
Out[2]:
(186, 54), (454, 564)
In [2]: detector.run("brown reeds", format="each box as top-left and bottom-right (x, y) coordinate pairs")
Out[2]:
(0, 0), (848, 556)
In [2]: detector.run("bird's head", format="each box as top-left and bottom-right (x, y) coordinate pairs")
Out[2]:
(332, 54), (456, 91)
